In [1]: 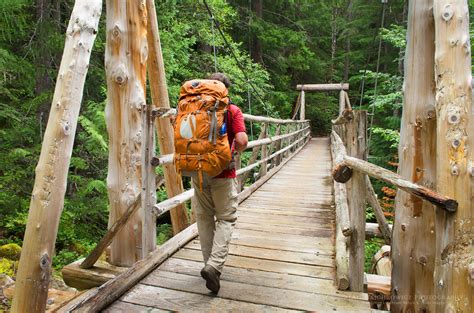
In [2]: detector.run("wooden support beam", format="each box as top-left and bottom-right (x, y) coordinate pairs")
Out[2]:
(239, 128), (265, 185)
(366, 274), (391, 304)
(259, 123), (268, 177)
(11, 2), (102, 312)
(153, 189), (194, 217)
(140, 104), (157, 257)
(333, 154), (458, 213)
(299, 90), (305, 120)
(366, 222), (393, 239)
(151, 153), (174, 167)
(433, 1), (473, 310)
(296, 83), (349, 91)
(330, 131), (353, 183)
(365, 176), (391, 244)
(246, 126), (310, 149)
(334, 182), (351, 236)
(331, 109), (354, 126)
(80, 195), (141, 269)
(146, 0), (188, 235)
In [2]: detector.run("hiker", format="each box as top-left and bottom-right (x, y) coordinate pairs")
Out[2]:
(173, 73), (248, 294)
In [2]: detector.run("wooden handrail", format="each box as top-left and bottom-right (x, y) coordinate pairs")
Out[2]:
(153, 189), (194, 217)
(152, 107), (310, 124)
(296, 83), (349, 91)
(331, 132), (458, 213)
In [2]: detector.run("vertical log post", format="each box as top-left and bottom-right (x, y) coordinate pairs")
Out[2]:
(269, 124), (281, 170)
(11, 1), (102, 312)
(259, 123), (268, 177)
(300, 90), (306, 120)
(346, 111), (367, 291)
(140, 104), (156, 256)
(235, 152), (242, 192)
(391, 1), (437, 310)
(105, 0), (148, 266)
(433, 1), (473, 311)
(146, 0), (188, 234)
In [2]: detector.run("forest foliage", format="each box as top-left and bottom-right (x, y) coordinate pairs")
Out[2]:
(1, 0), (472, 274)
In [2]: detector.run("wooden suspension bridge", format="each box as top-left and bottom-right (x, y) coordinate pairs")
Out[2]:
(8, 1), (473, 313)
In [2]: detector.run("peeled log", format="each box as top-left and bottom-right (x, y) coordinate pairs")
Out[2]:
(11, 2), (102, 312)
(146, 0), (188, 235)
(105, 0), (148, 266)
(433, 1), (473, 311)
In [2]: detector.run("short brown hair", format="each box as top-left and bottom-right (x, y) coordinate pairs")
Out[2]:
(208, 72), (231, 88)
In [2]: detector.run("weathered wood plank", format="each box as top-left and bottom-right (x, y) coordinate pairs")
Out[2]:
(122, 284), (294, 312)
(103, 301), (168, 313)
(186, 240), (334, 267)
(139, 271), (370, 312)
(158, 257), (368, 301)
(174, 248), (334, 279)
(236, 221), (334, 237)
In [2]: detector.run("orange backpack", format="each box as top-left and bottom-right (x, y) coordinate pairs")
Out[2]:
(174, 79), (232, 184)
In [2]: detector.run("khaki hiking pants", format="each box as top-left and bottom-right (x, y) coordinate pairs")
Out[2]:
(191, 176), (238, 273)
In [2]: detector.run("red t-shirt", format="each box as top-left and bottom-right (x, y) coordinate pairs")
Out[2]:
(215, 104), (246, 178)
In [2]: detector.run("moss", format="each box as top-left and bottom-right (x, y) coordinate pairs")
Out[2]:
(0, 258), (17, 277)
(0, 244), (21, 260)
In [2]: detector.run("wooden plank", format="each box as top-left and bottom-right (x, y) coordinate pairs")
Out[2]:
(158, 257), (368, 300)
(238, 206), (333, 218)
(186, 240), (334, 267)
(174, 248), (334, 279)
(237, 210), (333, 224)
(121, 283), (297, 312)
(232, 228), (334, 248)
(103, 301), (168, 313)
(139, 271), (370, 312)
(236, 215), (334, 232)
(236, 221), (334, 237)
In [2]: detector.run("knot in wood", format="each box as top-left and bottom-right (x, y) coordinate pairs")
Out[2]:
(451, 164), (460, 176)
(418, 255), (427, 266)
(401, 223), (406, 231)
(451, 138), (461, 149)
(112, 25), (121, 39)
(442, 4), (454, 22)
(39, 253), (50, 271)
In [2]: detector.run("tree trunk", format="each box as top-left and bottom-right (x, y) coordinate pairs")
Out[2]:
(391, 2), (437, 311)
(433, 1), (473, 311)
(146, 0), (189, 234)
(251, 0), (263, 64)
(11, 1), (102, 312)
(344, 0), (352, 82)
(105, 0), (148, 266)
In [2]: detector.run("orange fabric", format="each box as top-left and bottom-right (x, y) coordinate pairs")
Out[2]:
(174, 80), (232, 179)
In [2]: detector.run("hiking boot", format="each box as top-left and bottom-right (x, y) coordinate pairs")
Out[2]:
(200, 264), (221, 294)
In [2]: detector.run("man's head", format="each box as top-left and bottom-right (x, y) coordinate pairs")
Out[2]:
(208, 72), (231, 88)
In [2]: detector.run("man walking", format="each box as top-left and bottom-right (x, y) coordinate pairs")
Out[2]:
(192, 73), (248, 294)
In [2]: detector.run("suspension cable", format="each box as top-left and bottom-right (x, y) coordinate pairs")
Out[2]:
(368, 1), (387, 149)
(202, 0), (270, 115)
(210, 15), (218, 72)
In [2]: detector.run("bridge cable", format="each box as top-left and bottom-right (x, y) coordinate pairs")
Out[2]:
(210, 15), (218, 72)
(367, 1), (387, 150)
(202, 0), (270, 117)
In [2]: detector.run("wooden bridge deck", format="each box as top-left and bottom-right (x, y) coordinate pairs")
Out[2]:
(104, 138), (371, 312)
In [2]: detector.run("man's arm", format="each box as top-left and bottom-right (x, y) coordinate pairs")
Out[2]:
(234, 132), (248, 153)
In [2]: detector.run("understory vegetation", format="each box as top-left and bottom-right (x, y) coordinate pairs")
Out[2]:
(1, 0), (473, 283)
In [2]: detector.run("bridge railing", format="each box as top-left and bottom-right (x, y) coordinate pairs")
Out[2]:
(330, 91), (457, 293)
(79, 111), (311, 270)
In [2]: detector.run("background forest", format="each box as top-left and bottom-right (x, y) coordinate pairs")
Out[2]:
(0, 0), (473, 283)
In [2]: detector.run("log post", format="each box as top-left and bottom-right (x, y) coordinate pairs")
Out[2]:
(146, 0), (188, 234)
(269, 124), (281, 169)
(104, 0), (148, 267)
(391, 2), (438, 310)
(346, 111), (367, 291)
(300, 90), (305, 120)
(234, 152), (242, 192)
(433, 1), (473, 311)
(259, 123), (268, 177)
(11, 1), (102, 312)
(140, 104), (156, 256)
